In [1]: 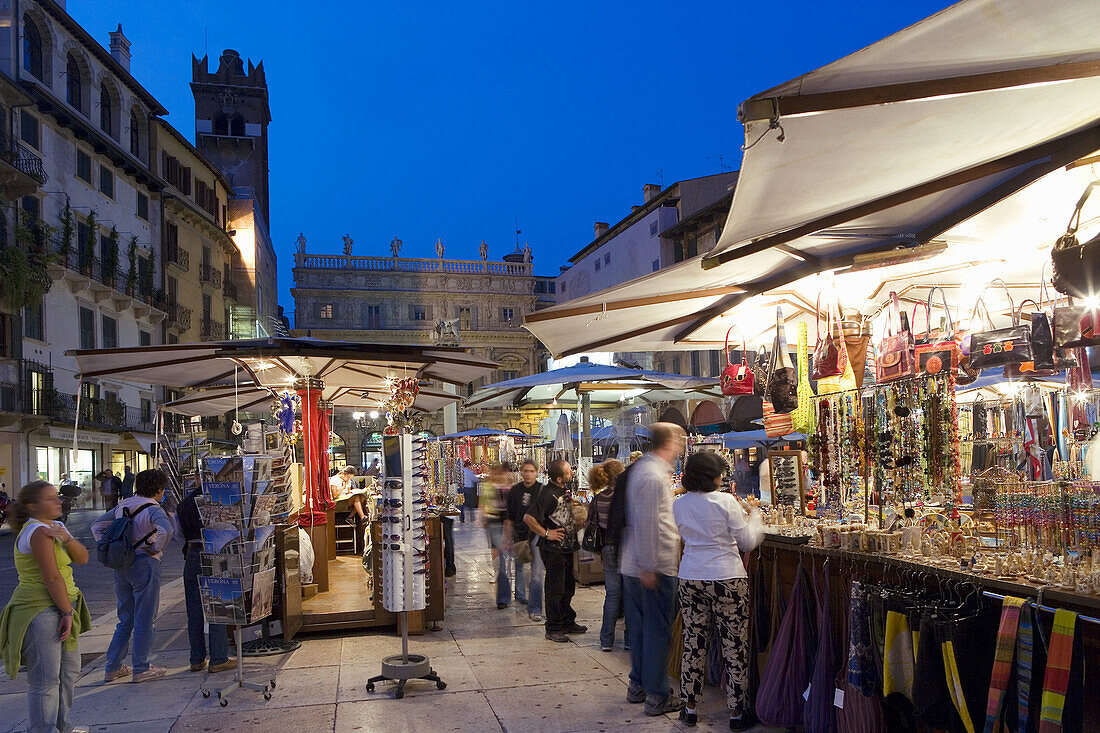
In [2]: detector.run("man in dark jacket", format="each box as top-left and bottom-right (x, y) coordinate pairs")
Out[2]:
(504, 458), (544, 621)
(177, 487), (234, 674)
(120, 466), (136, 499)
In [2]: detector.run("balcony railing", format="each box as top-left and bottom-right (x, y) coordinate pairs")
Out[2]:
(200, 317), (224, 340)
(167, 303), (192, 331)
(199, 263), (222, 288)
(46, 235), (163, 307)
(0, 131), (47, 184)
(166, 243), (190, 271)
(223, 278), (238, 301)
(295, 252), (533, 276)
(46, 393), (156, 433)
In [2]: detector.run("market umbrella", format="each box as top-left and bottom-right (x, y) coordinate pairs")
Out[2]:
(464, 356), (717, 461)
(553, 413), (574, 461)
(160, 383), (466, 417)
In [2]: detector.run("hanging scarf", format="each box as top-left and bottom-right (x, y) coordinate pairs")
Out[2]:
(1016, 601), (1036, 733)
(1038, 608), (1077, 733)
(982, 595), (1024, 733)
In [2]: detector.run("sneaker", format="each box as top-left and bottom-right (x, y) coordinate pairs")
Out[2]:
(679, 709), (698, 727)
(189, 661), (207, 673)
(544, 631), (569, 643)
(345, 514), (358, 526)
(444, 567), (457, 577)
(600, 645), (612, 652)
(131, 666), (168, 683)
(103, 665), (131, 683)
(626, 683), (646, 704)
(729, 715), (754, 731)
(208, 659), (236, 674)
(69, 728), (90, 733)
(528, 612), (544, 622)
(497, 602), (509, 609)
(562, 623), (587, 634)
(644, 693), (684, 716)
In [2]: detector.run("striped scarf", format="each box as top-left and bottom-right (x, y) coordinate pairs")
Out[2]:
(1017, 602), (1035, 733)
(982, 596), (1024, 733)
(1038, 608), (1077, 732)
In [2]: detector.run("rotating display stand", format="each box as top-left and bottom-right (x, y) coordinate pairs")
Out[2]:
(366, 434), (447, 698)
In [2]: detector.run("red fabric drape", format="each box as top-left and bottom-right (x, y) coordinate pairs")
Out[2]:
(297, 387), (333, 527)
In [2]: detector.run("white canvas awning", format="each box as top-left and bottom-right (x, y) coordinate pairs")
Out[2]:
(161, 383), (465, 417)
(525, 0), (1100, 357)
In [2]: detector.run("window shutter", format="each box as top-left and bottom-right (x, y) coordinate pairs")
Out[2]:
(408, 305), (414, 321)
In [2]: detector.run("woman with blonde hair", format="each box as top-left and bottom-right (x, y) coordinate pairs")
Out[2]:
(590, 458), (627, 651)
(0, 480), (92, 733)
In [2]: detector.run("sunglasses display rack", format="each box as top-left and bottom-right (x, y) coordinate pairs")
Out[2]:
(766, 450), (806, 513)
(366, 433), (447, 699)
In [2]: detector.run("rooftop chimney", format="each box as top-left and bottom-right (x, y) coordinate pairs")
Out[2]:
(643, 183), (661, 203)
(593, 222), (609, 239)
(109, 24), (131, 72)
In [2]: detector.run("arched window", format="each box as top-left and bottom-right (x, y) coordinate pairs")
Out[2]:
(129, 110), (141, 156)
(230, 114), (244, 137)
(66, 55), (82, 111)
(213, 113), (228, 136)
(100, 84), (112, 136)
(23, 18), (43, 80)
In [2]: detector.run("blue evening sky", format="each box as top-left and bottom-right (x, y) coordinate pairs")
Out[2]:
(71, 1), (952, 323)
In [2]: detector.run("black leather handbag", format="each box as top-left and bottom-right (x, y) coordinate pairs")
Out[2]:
(968, 281), (1032, 369)
(1052, 181), (1100, 299)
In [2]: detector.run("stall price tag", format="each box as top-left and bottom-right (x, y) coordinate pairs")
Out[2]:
(833, 688), (845, 709)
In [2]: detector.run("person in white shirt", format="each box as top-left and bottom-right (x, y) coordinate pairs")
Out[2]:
(671, 451), (764, 731)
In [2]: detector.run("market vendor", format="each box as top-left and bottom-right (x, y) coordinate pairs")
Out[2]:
(330, 465), (372, 524)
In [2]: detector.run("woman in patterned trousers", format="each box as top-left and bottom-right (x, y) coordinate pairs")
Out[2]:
(671, 452), (764, 731)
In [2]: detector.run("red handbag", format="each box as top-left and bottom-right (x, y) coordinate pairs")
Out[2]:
(721, 325), (754, 396)
(914, 287), (960, 376)
(875, 292), (916, 383)
(811, 291), (843, 380)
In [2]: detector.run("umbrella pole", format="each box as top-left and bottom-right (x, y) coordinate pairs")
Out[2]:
(581, 392), (592, 463)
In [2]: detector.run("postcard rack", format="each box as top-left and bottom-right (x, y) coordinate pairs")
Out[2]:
(366, 433), (447, 699)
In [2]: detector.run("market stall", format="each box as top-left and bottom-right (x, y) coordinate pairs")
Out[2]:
(68, 338), (497, 637)
(522, 1), (1100, 726)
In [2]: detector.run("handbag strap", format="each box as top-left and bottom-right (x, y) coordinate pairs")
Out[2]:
(926, 286), (955, 334)
(911, 297), (932, 336)
(1065, 180), (1099, 236)
(725, 325), (745, 367)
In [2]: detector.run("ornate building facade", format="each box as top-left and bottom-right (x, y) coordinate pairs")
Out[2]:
(291, 245), (547, 453)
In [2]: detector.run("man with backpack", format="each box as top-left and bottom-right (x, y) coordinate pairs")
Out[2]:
(620, 422), (687, 716)
(90, 469), (173, 683)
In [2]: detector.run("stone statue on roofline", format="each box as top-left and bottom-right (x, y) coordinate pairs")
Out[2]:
(479, 240), (488, 261)
(295, 233), (307, 253)
(390, 237), (403, 257)
(522, 242), (532, 263)
(342, 234), (353, 255)
(436, 238), (445, 259)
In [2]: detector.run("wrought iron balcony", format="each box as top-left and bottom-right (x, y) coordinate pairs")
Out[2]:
(223, 277), (238, 302)
(167, 303), (192, 332)
(0, 131), (47, 184)
(200, 317), (224, 341)
(199, 263), (222, 288)
(166, 243), (190, 271)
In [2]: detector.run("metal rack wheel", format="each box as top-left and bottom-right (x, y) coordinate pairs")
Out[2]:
(219, 698), (228, 707)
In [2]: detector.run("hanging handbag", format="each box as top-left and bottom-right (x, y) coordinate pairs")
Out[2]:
(875, 292), (916, 383)
(756, 563), (817, 728)
(804, 571), (839, 733)
(721, 325), (755, 396)
(766, 306), (799, 414)
(763, 400), (795, 438)
(915, 287), (961, 376)
(580, 497), (603, 553)
(840, 314), (871, 390)
(792, 322), (817, 434)
(1052, 298), (1100, 348)
(1004, 299), (1060, 378)
(968, 281), (1032, 369)
(1051, 180), (1100, 299)
(753, 345), (770, 398)
(812, 292), (842, 380)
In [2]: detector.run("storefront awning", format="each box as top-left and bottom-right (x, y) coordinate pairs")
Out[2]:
(129, 432), (156, 455)
(524, 0), (1100, 357)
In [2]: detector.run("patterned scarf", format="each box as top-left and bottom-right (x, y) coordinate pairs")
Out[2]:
(1038, 608), (1077, 733)
(1016, 602), (1035, 733)
(982, 596), (1024, 733)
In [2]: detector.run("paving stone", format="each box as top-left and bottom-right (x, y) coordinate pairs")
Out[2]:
(334, 690), (500, 732)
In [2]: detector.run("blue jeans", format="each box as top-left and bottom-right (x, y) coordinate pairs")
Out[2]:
(513, 535), (544, 614)
(105, 553), (161, 675)
(600, 544), (626, 648)
(183, 545), (229, 666)
(22, 607), (80, 733)
(624, 572), (677, 699)
(487, 522), (511, 606)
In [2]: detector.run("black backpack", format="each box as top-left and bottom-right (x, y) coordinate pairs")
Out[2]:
(604, 461), (638, 546)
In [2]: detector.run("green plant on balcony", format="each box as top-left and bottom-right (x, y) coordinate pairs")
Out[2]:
(125, 235), (137, 294)
(80, 211), (97, 275)
(102, 227), (120, 286)
(2, 217), (55, 311)
(58, 201), (73, 262)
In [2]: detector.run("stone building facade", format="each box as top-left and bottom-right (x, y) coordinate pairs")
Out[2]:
(291, 246), (546, 451)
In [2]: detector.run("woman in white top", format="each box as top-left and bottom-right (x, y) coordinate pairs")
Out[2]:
(672, 452), (764, 731)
